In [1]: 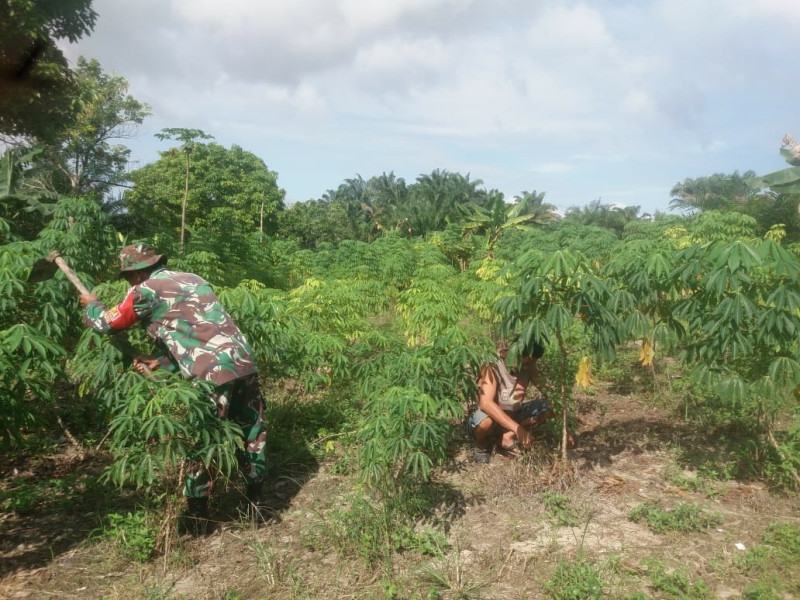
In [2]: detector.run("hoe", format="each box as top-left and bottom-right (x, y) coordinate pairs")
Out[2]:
(28, 250), (149, 372)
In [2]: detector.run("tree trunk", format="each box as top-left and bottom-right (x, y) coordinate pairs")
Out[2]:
(180, 149), (189, 254)
(556, 329), (569, 463)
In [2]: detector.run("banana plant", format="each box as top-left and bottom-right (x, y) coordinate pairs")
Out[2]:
(458, 193), (539, 256)
(747, 133), (800, 194)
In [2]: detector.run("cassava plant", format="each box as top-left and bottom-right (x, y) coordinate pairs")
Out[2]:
(605, 238), (685, 382)
(498, 249), (625, 463)
(396, 263), (464, 346)
(356, 327), (491, 491)
(0, 196), (115, 446)
(672, 236), (800, 487)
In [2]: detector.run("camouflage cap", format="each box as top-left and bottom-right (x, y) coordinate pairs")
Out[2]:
(118, 243), (166, 276)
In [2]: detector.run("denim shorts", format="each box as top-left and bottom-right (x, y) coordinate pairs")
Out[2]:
(465, 399), (550, 438)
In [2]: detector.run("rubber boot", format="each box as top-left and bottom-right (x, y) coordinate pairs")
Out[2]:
(183, 496), (210, 536)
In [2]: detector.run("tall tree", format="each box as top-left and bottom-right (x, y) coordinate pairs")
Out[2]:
(669, 171), (755, 214)
(0, 0), (97, 141)
(32, 57), (150, 202)
(404, 170), (486, 236)
(513, 190), (559, 223)
(153, 128), (214, 253)
(277, 199), (353, 249)
(125, 140), (284, 245)
(564, 199), (641, 234)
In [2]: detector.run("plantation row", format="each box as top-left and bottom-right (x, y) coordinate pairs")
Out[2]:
(3, 197), (800, 500)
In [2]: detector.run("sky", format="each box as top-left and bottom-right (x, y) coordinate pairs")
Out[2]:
(62, 0), (800, 214)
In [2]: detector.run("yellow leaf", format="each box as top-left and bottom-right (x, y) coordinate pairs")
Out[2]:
(575, 356), (594, 388)
(638, 339), (655, 366)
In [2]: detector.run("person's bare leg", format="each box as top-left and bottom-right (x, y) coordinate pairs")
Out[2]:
(473, 417), (494, 449)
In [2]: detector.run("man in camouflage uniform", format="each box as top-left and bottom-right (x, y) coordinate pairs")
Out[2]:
(80, 243), (267, 531)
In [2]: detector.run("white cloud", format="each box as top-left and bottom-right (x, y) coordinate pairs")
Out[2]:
(622, 90), (656, 117)
(530, 162), (574, 174)
(57, 0), (800, 212)
(527, 3), (613, 50)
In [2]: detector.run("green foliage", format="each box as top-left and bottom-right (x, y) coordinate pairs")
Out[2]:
(0, 0), (97, 140)
(125, 140), (284, 247)
(563, 199), (642, 234)
(545, 556), (605, 600)
(499, 247), (624, 459)
(628, 501), (722, 533)
(621, 215), (686, 242)
(542, 491), (581, 527)
(687, 210), (759, 241)
(101, 510), (158, 562)
(0, 323), (65, 446)
(606, 238), (685, 368)
(32, 57), (151, 203)
(747, 134), (800, 195)
(670, 171), (755, 214)
(761, 521), (800, 561)
(461, 256), (513, 325)
(305, 489), (445, 567)
(740, 522), (800, 598)
(743, 578), (783, 600)
(458, 190), (539, 255)
(672, 236), (800, 481)
(358, 330), (489, 489)
(102, 373), (242, 489)
(277, 198), (356, 249)
(0, 196), (114, 446)
(499, 221), (621, 265)
(217, 284), (294, 376)
(397, 264), (463, 345)
(278, 169), (503, 247)
(644, 559), (711, 599)
(662, 464), (724, 498)
(0, 147), (59, 240)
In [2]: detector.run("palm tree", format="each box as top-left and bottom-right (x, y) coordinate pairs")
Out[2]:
(368, 171), (407, 233)
(669, 172), (754, 214)
(406, 170), (486, 236)
(513, 190), (559, 223)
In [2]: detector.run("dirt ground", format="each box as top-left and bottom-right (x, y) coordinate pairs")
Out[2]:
(2, 385), (799, 599)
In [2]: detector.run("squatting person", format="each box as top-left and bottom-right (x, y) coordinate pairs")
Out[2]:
(80, 243), (267, 531)
(466, 338), (554, 463)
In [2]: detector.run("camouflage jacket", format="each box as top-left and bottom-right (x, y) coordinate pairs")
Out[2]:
(83, 268), (257, 385)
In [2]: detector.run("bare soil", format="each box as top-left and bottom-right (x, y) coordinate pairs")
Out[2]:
(2, 384), (799, 599)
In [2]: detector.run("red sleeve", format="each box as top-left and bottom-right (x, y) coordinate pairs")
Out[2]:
(107, 288), (139, 330)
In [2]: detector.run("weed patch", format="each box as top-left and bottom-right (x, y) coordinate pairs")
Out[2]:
(629, 501), (722, 533)
(542, 491), (581, 527)
(645, 560), (711, 599)
(98, 510), (158, 563)
(663, 463), (724, 498)
(739, 521), (800, 597)
(303, 489), (447, 567)
(544, 555), (605, 600)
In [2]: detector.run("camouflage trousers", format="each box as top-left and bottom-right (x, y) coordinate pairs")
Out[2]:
(184, 374), (267, 498)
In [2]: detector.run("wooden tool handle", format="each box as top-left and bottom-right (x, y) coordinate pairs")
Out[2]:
(53, 255), (91, 296)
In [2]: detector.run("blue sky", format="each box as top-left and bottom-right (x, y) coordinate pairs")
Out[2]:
(63, 0), (799, 214)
